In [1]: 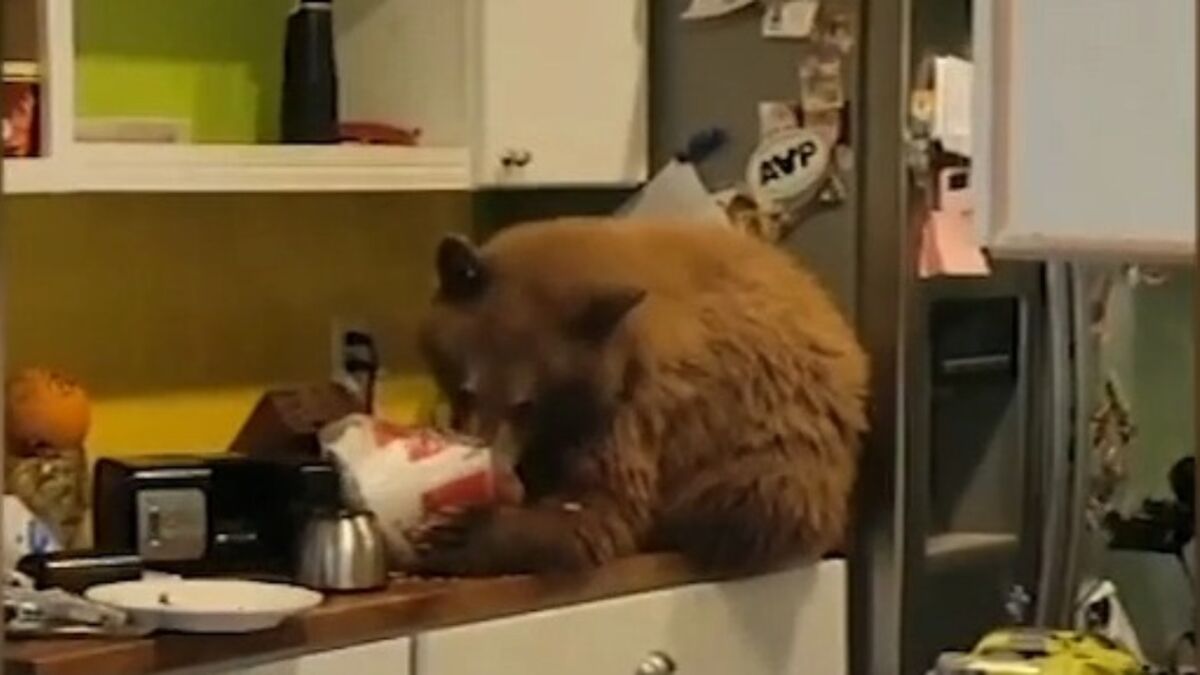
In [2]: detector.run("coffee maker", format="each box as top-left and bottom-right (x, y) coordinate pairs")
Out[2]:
(92, 453), (341, 577)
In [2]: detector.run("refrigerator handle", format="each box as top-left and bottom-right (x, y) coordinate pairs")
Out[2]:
(1060, 264), (1094, 625)
(1036, 262), (1078, 626)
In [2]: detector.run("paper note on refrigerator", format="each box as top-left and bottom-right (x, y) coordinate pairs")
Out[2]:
(918, 210), (991, 278)
(616, 159), (729, 226)
(681, 0), (756, 20)
(762, 0), (820, 39)
(932, 56), (973, 157)
(918, 167), (990, 278)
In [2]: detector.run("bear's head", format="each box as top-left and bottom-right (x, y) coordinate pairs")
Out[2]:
(417, 231), (645, 464)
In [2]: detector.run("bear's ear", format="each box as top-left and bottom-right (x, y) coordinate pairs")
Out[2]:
(436, 234), (489, 302)
(567, 286), (646, 344)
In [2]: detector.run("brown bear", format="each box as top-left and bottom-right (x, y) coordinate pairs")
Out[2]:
(412, 217), (868, 576)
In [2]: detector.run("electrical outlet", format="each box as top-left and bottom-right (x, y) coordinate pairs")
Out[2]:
(329, 316), (370, 384)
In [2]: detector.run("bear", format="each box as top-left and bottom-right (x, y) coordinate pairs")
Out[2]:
(411, 217), (868, 576)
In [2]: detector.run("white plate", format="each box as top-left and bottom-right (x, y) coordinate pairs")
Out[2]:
(85, 578), (324, 634)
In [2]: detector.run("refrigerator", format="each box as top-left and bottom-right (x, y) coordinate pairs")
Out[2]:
(651, 2), (1083, 674)
(860, 1), (1092, 673)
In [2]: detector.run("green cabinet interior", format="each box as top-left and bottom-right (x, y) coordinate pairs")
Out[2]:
(75, 0), (293, 143)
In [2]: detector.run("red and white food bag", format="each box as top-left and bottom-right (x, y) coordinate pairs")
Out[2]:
(319, 414), (521, 566)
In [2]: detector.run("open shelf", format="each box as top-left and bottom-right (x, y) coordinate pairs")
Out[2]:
(70, 143), (470, 192)
(3, 0), (647, 193)
(3, 0), (73, 194)
(4, 0), (472, 194)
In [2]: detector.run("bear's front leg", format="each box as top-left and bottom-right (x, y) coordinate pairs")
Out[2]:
(411, 490), (651, 577)
(411, 433), (657, 577)
(410, 500), (641, 577)
(409, 503), (583, 576)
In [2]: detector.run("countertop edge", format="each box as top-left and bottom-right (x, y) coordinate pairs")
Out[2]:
(5, 554), (721, 675)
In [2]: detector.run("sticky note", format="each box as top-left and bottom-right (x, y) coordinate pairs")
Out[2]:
(932, 56), (973, 157)
(918, 210), (991, 278)
(762, 0), (820, 39)
(681, 0), (756, 20)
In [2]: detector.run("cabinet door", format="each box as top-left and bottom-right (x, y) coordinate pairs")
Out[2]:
(414, 560), (846, 675)
(974, 0), (1195, 259)
(470, 0), (648, 188)
(176, 637), (411, 675)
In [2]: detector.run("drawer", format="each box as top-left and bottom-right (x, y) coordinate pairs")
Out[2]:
(173, 636), (411, 675)
(414, 559), (846, 675)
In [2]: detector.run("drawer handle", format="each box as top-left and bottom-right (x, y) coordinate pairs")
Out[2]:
(500, 149), (532, 168)
(636, 652), (676, 675)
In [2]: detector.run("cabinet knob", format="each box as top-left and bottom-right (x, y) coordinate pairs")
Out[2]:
(500, 149), (532, 168)
(635, 652), (676, 675)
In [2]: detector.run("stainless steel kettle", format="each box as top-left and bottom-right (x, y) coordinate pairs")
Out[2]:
(296, 508), (388, 591)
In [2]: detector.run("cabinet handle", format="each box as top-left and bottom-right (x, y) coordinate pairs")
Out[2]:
(635, 652), (676, 675)
(500, 149), (533, 168)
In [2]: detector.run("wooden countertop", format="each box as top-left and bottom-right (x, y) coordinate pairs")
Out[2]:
(5, 554), (712, 675)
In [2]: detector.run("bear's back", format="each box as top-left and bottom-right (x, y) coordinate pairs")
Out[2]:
(483, 217), (792, 298)
(482, 218), (863, 377)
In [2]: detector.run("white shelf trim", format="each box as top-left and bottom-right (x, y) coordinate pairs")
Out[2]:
(68, 143), (471, 193)
(4, 157), (74, 194)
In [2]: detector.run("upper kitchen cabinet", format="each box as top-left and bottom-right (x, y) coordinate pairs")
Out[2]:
(973, 1), (1196, 261)
(469, 0), (647, 188)
(2, 0), (648, 194)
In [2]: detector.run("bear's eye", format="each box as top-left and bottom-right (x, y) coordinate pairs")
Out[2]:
(452, 387), (477, 409)
(510, 400), (535, 427)
(447, 387), (477, 430)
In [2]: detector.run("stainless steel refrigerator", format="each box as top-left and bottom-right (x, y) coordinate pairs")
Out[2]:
(857, 2), (1087, 673)
(652, 2), (1081, 674)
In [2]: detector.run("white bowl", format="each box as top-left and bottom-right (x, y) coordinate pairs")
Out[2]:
(85, 578), (324, 634)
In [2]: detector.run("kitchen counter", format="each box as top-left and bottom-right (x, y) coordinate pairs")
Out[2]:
(4, 554), (714, 675)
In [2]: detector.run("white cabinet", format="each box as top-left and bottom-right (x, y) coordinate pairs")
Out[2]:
(175, 637), (411, 675)
(973, 0), (1196, 261)
(413, 560), (847, 675)
(469, 0), (648, 188)
(149, 561), (845, 675)
(4, 0), (648, 194)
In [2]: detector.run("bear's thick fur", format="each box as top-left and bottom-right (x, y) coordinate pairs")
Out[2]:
(414, 218), (868, 576)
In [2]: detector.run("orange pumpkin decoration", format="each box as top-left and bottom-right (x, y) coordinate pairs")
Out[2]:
(5, 367), (92, 454)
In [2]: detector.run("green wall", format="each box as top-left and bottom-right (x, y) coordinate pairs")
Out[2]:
(3, 191), (470, 454)
(76, 0), (292, 143)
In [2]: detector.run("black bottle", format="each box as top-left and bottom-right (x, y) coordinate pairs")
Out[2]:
(281, 0), (338, 143)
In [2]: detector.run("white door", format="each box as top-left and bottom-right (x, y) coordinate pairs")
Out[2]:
(973, 0), (1196, 258)
(470, 0), (648, 188)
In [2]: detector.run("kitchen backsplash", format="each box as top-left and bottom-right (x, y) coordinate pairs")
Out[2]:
(3, 192), (471, 456)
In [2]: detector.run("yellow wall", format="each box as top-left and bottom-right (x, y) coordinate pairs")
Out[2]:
(3, 192), (469, 457)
